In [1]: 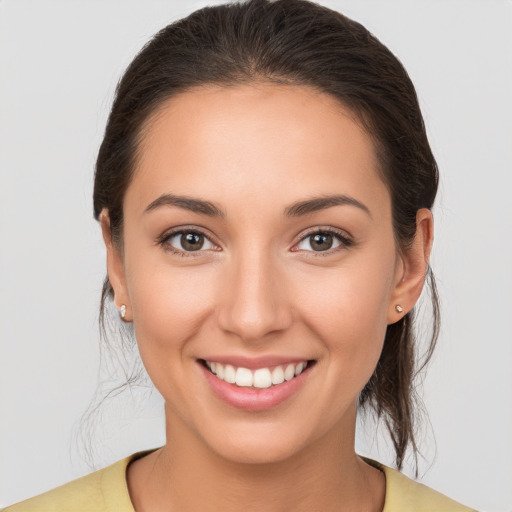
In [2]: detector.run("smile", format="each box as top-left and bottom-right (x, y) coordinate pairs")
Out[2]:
(199, 358), (315, 411)
(203, 360), (309, 389)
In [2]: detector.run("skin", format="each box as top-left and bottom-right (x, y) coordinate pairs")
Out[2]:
(101, 83), (433, 512)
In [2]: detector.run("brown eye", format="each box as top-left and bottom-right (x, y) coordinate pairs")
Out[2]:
(165, 230), (215, 253)
(310, 233), (333, 251)
(181, 233), (204, 251)
(295, 230), (349, 253)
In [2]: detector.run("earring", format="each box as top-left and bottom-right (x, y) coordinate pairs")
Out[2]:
(395, 304), (403, 313)
(119, 304), (127, 319)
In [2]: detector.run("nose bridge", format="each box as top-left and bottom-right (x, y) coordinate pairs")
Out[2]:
(217, 243), (291, 341)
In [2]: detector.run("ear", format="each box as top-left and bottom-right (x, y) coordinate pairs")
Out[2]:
(387, 208), (434, 324)
(100, 209), (132, 322)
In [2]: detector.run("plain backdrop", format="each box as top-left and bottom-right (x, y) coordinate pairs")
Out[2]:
(1, 1), (511, 510)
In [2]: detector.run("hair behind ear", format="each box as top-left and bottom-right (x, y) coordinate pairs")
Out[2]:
(359, 266), (439, 472)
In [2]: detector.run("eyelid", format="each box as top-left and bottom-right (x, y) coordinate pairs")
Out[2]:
(157, 225), (352, 256)
(157, 225), (220, 255)
(291, 226), (353, 253)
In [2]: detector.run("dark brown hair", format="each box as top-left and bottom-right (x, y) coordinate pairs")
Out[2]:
(93, 0), (439, 470)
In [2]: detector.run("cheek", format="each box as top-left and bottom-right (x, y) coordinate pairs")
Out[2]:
(293, 251), (396, 376)
(125, 262), (222, 414)
(124, 249), (218, 367)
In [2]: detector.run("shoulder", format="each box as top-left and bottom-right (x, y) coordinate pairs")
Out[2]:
(1, 455), (137, 512)
(365, 459), (477, 512)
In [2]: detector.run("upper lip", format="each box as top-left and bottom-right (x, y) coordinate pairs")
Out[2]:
(199, 355), (314, 369)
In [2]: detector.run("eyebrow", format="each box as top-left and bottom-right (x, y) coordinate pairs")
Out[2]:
(284, 194), (372, 218)
(144, 194), (225, 217)
(144, 193), (371, 219)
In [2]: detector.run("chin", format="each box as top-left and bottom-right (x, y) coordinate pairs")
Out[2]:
(214, 438), (305, 465)
(197, 420), (321, 466)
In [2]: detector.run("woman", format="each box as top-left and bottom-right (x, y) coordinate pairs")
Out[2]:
(1, 0), (480, 510)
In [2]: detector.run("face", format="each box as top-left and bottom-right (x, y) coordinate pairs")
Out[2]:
(104, 83), (424, 464)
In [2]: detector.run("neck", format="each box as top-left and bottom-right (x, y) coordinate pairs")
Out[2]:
(127, 404), (385, 512)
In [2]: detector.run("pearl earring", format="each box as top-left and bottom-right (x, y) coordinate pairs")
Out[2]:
(395, 304), (403, 313)
(119, 304), (127, 319)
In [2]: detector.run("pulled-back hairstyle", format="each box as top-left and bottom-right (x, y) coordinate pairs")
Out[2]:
(93, 0), (439, 470)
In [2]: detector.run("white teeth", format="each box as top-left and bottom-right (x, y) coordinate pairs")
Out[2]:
(235, 367), (253, 387)
(205, 360), (310, 388)
(271, 366), (285, 385)
(224, 364), (236, 384)
(295, 362), (305, 376)
(253, 368), (272, 388)
(284, 364), (295, 381)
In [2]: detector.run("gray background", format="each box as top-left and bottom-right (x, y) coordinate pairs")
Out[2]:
(1, 1), (511, 510)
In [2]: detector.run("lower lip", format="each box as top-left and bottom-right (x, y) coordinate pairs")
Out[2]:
(200, 362), (313, 412)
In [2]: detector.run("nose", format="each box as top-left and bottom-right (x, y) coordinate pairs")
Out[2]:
(216, 250), (293, 342)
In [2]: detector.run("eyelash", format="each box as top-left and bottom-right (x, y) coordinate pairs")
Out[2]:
(292, 228), (353, 256)
(158, 227), (218, 257)
(157, 227), (353, 257)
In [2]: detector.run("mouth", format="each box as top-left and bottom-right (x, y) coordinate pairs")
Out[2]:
(200, 359), (315, 389)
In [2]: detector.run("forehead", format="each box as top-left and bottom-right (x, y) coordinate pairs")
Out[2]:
(128, 83), (389, 216)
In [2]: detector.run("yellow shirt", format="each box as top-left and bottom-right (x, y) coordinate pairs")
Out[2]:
(2, 453), (477, 511)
